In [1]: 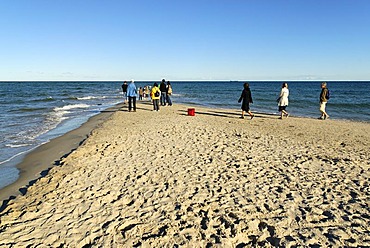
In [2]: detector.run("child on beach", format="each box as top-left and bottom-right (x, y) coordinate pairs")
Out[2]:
(238, 83), (255, 119)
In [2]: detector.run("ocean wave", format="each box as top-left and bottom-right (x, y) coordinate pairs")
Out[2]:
(66, 97), (79, 100)
(10, 107), (48, 113)
(32, 96), (55, 102)
(77, 96), (106, 100)
(5, 143), (31, 148)
(50, 110), (70, 120)
(54, 104), (90, 111)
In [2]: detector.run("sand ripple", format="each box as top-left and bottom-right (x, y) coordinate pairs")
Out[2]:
(1, 103), (369, 247)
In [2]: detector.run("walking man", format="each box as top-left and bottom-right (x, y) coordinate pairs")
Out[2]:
(160, 79), (167, 106)
(127, 80), (137, 112)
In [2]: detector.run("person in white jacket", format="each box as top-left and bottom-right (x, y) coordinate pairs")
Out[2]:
(277, 83), (289, 119)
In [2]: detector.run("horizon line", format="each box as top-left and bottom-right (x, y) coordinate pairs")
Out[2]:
(1, 79), (370, 82)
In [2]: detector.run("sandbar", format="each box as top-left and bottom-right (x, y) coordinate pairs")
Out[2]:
(0, 102), (369, 247)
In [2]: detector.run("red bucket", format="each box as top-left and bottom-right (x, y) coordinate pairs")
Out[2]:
(188, 108), (195, 116)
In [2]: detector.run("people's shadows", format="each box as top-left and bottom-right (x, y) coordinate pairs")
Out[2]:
(101, 104), (126, 113)
(118, 101), (154, 112)
(138, 101), (153, 106)
(178, 109), (279, 119)
(134, 106), (155, 112)
(177, 109), (236, 119)
(208, 110), (279, 119)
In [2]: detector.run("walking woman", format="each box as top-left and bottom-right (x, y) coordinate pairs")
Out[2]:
(238, 82), (255, 119)
(277, 82), (289, 119)
(166, 81), (173, 106)
(319, 82), (330, 120)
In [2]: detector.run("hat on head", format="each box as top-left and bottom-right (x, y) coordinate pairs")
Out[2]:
(131, 79), (134, 83)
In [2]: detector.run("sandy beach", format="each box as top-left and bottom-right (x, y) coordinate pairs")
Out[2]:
(0, 102), (369, 247)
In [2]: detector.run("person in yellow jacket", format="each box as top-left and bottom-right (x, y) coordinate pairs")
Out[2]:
(151, 82), (161, 111)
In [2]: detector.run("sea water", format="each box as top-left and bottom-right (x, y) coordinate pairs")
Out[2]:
(0, 81), (123, 189)
(0, 81), (369, 189)
(173, 81), (370, 121)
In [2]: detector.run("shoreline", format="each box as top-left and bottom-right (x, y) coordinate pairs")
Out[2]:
(0, 101), (369, 246)
(0, 103), (124, 205)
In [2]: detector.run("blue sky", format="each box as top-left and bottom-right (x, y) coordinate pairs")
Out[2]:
(1, 0), (370, 81)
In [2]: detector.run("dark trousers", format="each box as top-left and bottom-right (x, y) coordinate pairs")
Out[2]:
(153, 99), (160, 111)
(160, 92), (166, 105)
(128, 97), (136, 111)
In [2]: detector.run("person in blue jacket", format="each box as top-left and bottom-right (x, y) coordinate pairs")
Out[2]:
(127, 80), (137, 112)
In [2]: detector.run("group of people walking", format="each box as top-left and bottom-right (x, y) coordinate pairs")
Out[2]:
(238, 82), (330, 120)
(122, 80), (330, 120)
(121, 79), (173, 112)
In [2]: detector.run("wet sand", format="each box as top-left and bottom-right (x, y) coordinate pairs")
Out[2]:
(0, 104), (123, 204)
(0, 102), (369, 247)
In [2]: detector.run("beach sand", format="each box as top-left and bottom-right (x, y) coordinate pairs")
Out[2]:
(0, 102), (369, 247)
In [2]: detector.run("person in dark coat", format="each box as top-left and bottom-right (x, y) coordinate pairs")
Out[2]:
(319, 82), (330, 120)
(238, 82), (255, 119)
(121, 81), (128, 104)
(159, 79), (167, 106)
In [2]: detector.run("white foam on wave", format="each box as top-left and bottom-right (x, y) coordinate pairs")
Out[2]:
(52, 104), (90, 126)
(42, 110), (70, 133)
(0, 146), (35, 166)
(77, 96), (106, 100)
(54, 104), (90, 111)
(51, 107), (71, 119)
(5, 143), (31, 148)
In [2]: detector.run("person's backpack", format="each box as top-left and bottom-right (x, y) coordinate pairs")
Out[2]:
(154, 90), (160, 97)
(326, 89), (330, 100)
